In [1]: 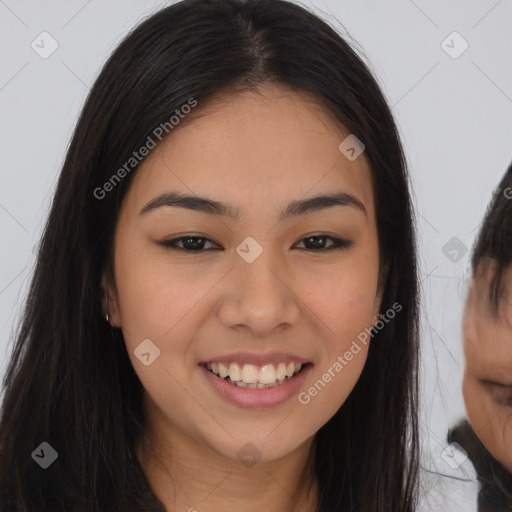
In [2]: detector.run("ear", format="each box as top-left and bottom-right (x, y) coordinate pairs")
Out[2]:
(101, 270), (120, 328)
(372, 261), (389, 324)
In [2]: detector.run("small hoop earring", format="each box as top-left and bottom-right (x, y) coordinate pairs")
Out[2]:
(105, 294), (111, 326)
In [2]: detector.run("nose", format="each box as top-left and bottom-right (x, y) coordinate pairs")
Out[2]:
(216, 246), (301, 337)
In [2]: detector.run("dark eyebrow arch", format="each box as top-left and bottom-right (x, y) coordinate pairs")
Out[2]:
(139, 191), (367, 220)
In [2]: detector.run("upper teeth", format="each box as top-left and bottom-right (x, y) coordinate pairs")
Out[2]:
(205, 362), (302, 385)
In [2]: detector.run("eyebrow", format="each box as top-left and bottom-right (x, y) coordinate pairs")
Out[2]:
(139, 191), (367, 220)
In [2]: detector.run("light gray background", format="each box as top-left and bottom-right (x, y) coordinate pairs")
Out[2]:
(1, 1), (511, 508)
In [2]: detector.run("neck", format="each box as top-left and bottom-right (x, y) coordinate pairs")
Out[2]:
(135, 399), (319, 512)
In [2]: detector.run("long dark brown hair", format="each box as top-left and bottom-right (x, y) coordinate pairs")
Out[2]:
(0, 1), (420, 510)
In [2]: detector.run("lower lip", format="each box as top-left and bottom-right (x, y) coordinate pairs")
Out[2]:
(198, 363), (312, 409)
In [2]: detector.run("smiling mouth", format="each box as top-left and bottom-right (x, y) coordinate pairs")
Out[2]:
(200, 361), (310, 389)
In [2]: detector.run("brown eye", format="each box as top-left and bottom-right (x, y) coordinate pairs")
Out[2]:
(159, 236), (221, 252)
(293, 235), (353, 251)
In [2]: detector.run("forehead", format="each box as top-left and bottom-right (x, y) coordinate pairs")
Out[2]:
(127, 84), (375, 217)
(463, 264), (512, 378)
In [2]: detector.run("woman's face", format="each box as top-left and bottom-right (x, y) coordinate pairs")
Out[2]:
(106, 84), (384, 463)
(462, 261), (512, 473)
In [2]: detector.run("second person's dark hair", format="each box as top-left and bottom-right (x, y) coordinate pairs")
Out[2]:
(471, 160), (512, 315)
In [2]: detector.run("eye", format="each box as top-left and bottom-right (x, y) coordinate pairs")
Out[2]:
(159, 235), (221, 252)
(158, 234), (353, 253)
(484, 382), (512, 408)
(293, 234), (354, 252)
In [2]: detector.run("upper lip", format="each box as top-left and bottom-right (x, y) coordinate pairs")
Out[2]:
(200, 351), (311, 367)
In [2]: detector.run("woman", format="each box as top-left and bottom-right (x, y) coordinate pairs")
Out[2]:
(449, 161), (512, 511)
(0, 0), (420, 510)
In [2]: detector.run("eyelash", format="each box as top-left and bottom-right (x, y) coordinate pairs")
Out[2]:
(159, 234), (353, 253)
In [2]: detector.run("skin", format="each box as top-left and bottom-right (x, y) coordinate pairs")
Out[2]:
(462, 259), (512, 473)
(103, 83), (385, 512)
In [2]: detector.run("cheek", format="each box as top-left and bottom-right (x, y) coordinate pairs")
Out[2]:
(297, 271), (377, 418)
(312, 288), (375, 371)
(112, 246), (209, 399)
(463, 376), (490, 431)
(309, 263), (379, 350)
(301, 345), (369, 421)
(114, 244), (205, 337)
(113, 255), (201, 423)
